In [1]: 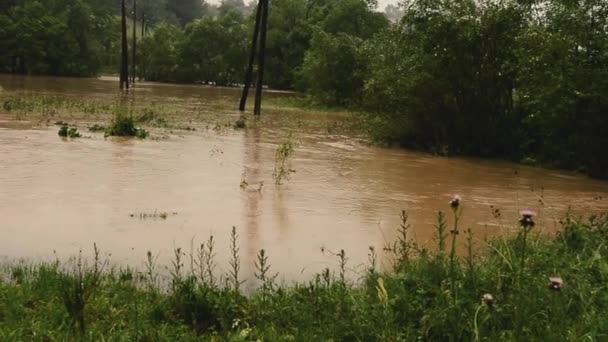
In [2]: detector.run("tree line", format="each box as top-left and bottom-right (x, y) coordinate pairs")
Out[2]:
(1, 0), (607, 178)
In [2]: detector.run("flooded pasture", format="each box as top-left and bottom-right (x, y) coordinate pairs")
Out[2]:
(1, 74), (608, 281)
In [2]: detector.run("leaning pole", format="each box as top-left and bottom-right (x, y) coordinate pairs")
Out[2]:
(132, 0), (137, 84)
(120, 0), (129, 90)
(239, 0), (269, 115)
(238, 0), (264, 112)
(253, 0), (269, 116)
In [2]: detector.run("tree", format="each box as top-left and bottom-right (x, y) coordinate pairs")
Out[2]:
(167, 0), (204, 25)
(0, 0), (115, 76)
(138, 23), (184, 82)
(515, 0), (608, 176)
(298, 30), (366, 105)
(177, 11), (248, 85)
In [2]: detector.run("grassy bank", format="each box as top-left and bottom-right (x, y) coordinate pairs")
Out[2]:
(1, 203), (607, 340)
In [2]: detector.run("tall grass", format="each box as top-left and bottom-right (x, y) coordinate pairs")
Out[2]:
(1, 204), (607, 340)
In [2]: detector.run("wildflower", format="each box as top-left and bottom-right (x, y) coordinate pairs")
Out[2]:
(519, 209), (536, 229)
(482, 293), (494, 307)
(548, 276), (563, 291)
(450, 195), (462, 210)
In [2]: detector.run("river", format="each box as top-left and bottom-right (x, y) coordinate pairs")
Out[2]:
(1, 74), (607, 282)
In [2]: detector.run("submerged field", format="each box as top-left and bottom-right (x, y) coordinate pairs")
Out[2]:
(1, 75), (608, 340)
(1, 210), (608, 340)
(1, 75), (608, 279)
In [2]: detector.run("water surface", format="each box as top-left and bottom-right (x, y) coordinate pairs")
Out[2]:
(2, 74), (608, 281)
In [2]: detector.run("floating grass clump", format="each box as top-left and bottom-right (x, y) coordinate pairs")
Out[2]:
(129, 210), (178, 220)
(1, 200), (607, 340)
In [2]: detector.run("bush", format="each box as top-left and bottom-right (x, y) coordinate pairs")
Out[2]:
(105, 112), (148, 139)
(58, 126), (81, 138)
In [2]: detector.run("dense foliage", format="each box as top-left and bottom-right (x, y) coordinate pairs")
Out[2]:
(0, 0), (119, 75)
(1, 210), (608, 340)
(361, 0), (608, 178)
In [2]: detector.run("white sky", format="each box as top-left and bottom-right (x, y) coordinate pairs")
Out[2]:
(206, 0), (399, 11)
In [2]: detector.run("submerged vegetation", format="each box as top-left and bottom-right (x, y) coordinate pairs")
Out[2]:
(105, 111), (148, 139)
(272, 136), (297, 186)
(57, 126), (81, 138)
(1, 201), (608, 340)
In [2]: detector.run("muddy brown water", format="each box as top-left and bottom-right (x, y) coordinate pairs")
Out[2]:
(2, 74), (608, 282)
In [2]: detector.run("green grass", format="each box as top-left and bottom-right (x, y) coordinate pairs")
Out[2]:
(1, 203), (607, 340)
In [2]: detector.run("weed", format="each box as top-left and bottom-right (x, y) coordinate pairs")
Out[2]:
(272, 136), (297, 186)
(254, 249), (278, 300)
(1, 211), (608, 340)
(228, 227), (242, 291)
(144, 251), (158, 289)
(59, 244), (107, 335)
(195, 235), (217, 287)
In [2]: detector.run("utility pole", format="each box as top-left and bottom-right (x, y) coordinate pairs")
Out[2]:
(120, 0), (129, 90)
(132, 0), (137, 84)
(239, 0), (263, 111)
(254, 0), (269, 116)
(239, 0), (269, 115)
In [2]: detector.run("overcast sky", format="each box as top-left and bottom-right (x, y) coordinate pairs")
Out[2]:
(206, 0), (399, 11)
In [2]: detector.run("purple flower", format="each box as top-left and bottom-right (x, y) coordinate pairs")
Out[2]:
(450, 195), (462, 210)
(519, 209), (536, 229)
(482, 293), (494, 307)
(548, 276), (563, 291)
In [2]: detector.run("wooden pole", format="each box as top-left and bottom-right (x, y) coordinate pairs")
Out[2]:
(239, 0), (264, 111)
(120, 0), (129, 89)
(253, 0), (268, 116)
(132, 0), (137, 84)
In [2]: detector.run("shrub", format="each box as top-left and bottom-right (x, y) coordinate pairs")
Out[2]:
(58, 126), (81, 138)
(105, 111), (148, 139)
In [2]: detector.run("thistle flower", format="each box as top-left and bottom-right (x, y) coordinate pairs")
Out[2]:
(548, 276), (563, 291)
(519, 209), (536, 229)
(450, 195), (462, 210)
(482, 293), (494, 307)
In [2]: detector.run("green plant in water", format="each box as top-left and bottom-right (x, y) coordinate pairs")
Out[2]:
(58, 126), (81, 138)
(273, 136), (297, 186)
(105, 111), (148, 138)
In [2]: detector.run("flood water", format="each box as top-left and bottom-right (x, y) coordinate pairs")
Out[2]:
(2, 74), (608, 282)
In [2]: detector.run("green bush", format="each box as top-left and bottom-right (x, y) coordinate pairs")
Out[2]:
(105, 112), (148, 139)
(58, 126), (81, 138)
